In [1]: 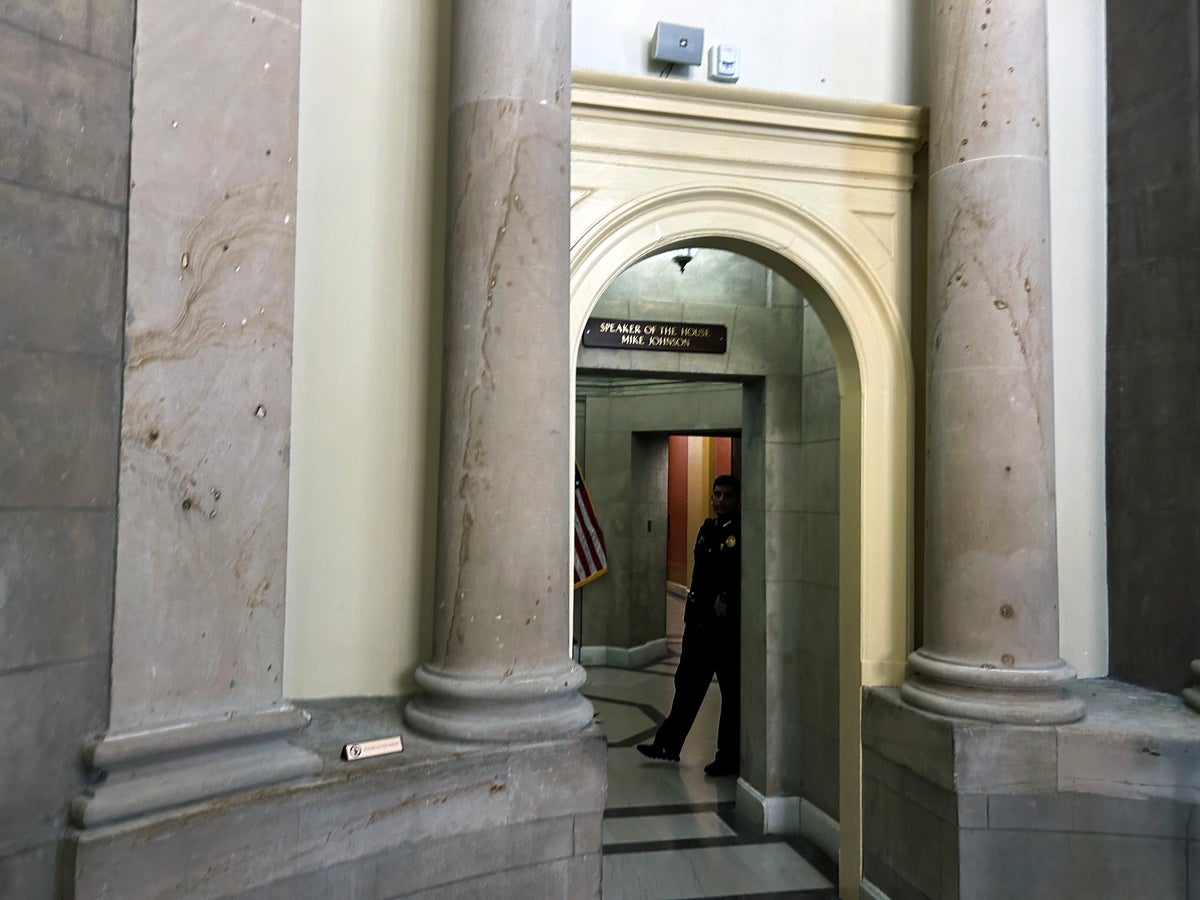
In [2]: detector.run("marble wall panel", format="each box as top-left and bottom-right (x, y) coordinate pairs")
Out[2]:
(861, 771), (944, 899)
(0, 351), (120, 509)
(987, 793), (1194, 836)
(768, 271), (805, 307)
(801, 304), (836, 375)
(762, 375), (803, 444)
(800, 651), (838, 739)
(732, 305), (804, 376)
(1107, 252), (1200, 344)
(801, 513), (839, 589)
(1106, 0), (1200, 695)
(109, 0), (300, 729)
(0, 510), (115, 670)
(802, 731), (839, 819)
(0, 184), (125, 356)
(628, 436), (668, 648)
(0, 25), (130, 202)
(1, 0), (133, 60)
(796, 583), (838, 662)
(764, 509), (805, 583)
(800, 369), (839, 443)
(1107, 512), (1200, 693)
(798, 440), (838, 514)
(952, 725), (1057, 794)
(0, 658), (109, 840)
(0, 841), (59, 900)
(764, 577), (803, 796)
(1106, 85), (1198, 196)
(1106, 426), (1200, 520)
(862, 689), (956, 792)
(73, 729), (605, 899)
(1109, 179), (1200, 269)
(84, 0), (136, 61)
(1, 0), (92, 49)
(0, 2), (132, 893)
(1106, 2), (1197, 120)
(1108, 339), (1200, 436)
(236, 819), (578, 900)
(763, 441), (804, 513)
(959, 830), (1187, 900)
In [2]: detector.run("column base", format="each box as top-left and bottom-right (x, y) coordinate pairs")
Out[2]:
(1183, 660), (1200, 714)
(405, 661), (595, 742)
(901, 650), (1085, 725)
(70, 705), (322, 828)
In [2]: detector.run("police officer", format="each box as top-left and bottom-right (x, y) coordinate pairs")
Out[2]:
(637, 474), (741, 776)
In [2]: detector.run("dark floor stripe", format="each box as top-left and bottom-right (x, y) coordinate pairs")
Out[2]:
(582, 692), (666, 747)
(604, 801), (734, 819)
(604, 833), (791, 855)
(667, 891), (838, 900)
(710, 803), (838, 886)
(614, 801), (840, 888)
(607, 725), (664, 748)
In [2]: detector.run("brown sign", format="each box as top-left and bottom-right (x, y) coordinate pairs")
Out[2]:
(582, 318), (727, 354)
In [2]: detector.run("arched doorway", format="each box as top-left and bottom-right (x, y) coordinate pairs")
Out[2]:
(569, 72), (921, 899)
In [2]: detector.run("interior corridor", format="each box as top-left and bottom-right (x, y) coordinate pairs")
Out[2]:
(583, 592), (839, 899)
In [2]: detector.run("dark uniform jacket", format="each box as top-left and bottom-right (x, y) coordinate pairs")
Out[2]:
(685, 514), (741, 625)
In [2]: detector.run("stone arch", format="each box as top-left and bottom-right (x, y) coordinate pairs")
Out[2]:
(569, 184), (914, 891)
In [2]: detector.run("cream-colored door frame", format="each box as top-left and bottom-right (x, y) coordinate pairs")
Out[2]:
(568, 71), (924, 899)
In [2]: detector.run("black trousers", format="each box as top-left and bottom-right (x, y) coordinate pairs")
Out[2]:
(654, 617), (740, 763)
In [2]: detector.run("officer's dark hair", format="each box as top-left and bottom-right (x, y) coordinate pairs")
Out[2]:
(713, 474), (740, 496)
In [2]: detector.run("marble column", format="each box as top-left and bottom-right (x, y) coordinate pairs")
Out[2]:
(404, 0), (593, 741)
(901, 0), (1084, 725)
(1184, 661), (1200, 714)
(71, 0), (320, 827)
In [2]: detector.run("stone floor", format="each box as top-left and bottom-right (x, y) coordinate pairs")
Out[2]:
(583, 595), (839, 900)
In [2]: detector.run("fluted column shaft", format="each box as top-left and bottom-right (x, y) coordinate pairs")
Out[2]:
(902, 0), (1084, 724)
(404, 0), (592, 741)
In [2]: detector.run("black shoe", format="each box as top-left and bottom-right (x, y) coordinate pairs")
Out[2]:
(636, 743), (680, 762)
(704, 758), (739, 777)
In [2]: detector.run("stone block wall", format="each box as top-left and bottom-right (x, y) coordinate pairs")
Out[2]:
(0, 2), (133, 894)
(575, 382), (741, 652)
(862, 686), (1200, 900)
(795, 302), (840, 818)
(1106, 0), (1200, 692)
(69, 704), (607, 899)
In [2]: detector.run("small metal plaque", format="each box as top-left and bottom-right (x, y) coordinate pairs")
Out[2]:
(582, 318), (727, 354)
(341, 735), (405, 761)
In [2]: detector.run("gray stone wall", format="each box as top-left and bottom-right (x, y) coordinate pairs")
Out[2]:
(575, 381), (741, 651)
(862, 685), (1200, 900)
(1106, 0), (1200, 692)
(70, 703), (606, 899)
(0, 2), (133, 894)
(795, 303), (840, 818)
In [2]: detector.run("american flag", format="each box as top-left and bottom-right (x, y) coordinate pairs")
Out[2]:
(574, 460), (608, 588)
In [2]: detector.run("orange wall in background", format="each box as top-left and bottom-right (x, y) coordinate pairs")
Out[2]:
(667, 435), (689, 584)
(713, 437), (732, 482)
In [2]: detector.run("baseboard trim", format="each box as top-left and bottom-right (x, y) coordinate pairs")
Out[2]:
(734, 782), (841, 863)
(734, 779), (799, 834)
(799, 798), (840, 865)
(860, 877), (891, 900)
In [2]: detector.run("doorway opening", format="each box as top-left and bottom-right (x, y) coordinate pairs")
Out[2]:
(574, 246), (847, 894)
